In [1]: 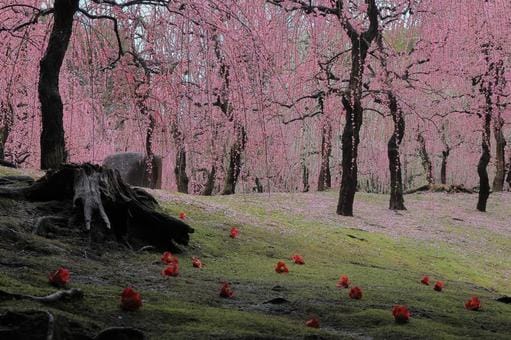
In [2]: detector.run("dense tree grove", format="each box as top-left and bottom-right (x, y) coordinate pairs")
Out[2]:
(1, 0), (510, 215)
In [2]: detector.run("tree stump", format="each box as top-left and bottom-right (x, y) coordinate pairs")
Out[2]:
(0, 163), (193, 251)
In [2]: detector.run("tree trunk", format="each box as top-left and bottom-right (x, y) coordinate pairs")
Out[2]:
(174, 146), (189, 194)
(0, 101), (13, 161)
(506, 160), (511, 190)
(222, 143), (242, 195)
(336, 0), (379, 215)
(440, 149), (449, 185)
(439, 123), (450, 185)
(317, 121), (332, 191)
(492, 116), (506, 192)
(302, 162), (310, 193)
(145, 113), (156, 187)
(39, 0), (78, 169)
(254, 177), (264, 193)
(337, 42), (366, 216)
(202, 165), (216, 196)
(417, 132), (434, 185)
(221, 125), (246, 195)
(477, 111), (492, 212)
(387, 93), (406, 210)
(0, 126), (8, 162)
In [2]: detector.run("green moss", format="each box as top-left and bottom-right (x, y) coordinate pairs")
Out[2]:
(0, 182), (510, 338)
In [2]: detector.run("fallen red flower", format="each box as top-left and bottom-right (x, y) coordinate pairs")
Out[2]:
(275, 261), (289, 273)
(220, 283), (234, 298)
(305, 317), (320, 328)
(161, 251), (178, 265)
(349, 286), (363, 300)
(292, 254), (305, 265)
(120, 287), (142, 311)
(421, 275), (430, 285)
(162, 262), (179, 277)
(433, 281), (444, 292)
(336, 275), (350, 289)
(230, 227), (239, 238)
(465, 296), (481, 311)
(192, 257), (203, 268)
(392, 305), (411, 324)
(48, 267), (70, 287)
(179, 212), (186, 220)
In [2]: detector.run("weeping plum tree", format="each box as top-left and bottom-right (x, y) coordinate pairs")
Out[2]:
(2, 0), (510, 209)
(474, 45), (505, 212)
(269, 0), (380, 216)
(3, 0), (172, 170)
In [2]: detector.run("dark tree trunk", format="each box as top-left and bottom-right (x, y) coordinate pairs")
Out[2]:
(39, 0), (78, 169)
(492, 116), (506, 192)
(202, 165), (216, 196)
(476, 44), (504, 211)
(477, 112), (492, 212)
(336, 1), (378, 216)
(439, 123), (450, 185)
(0, 126), (8, 162)
(254, 177), (264, 193)
(0, 101), (13, 161)
(440, 149), (449, 185)
(222, 125), (246, 195)
(318, 122), (332, 191)
(337, 95), (362, 216)
(302, 162), (310, 193)
(145, 113), (156, 187)
(222, 142), (242, 195)
(170, 119), (189, 194)
(506, 160), (511, 190)
(387, 93), (406, 210)
(417, 133), (434, 185)
(174, 146), (189, 194)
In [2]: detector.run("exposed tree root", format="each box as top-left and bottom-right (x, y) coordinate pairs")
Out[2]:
(95, 327), (145, 340)
(0, 163), (194, 251)
(0, 288), (84, 303)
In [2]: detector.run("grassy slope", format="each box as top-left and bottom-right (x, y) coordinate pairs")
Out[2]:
(0, 169), (510, 339)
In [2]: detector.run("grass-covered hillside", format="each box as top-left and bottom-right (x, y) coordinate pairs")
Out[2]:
(0, 166), (510, 339)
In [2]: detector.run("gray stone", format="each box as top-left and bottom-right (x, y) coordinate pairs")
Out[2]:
(102, 152), (162, 189)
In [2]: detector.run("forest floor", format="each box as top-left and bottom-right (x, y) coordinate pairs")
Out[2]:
(0, 165), (510, 339)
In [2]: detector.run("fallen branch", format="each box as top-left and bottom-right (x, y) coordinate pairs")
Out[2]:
(0, 288), (83, 303)
(405, 184), (473, 194)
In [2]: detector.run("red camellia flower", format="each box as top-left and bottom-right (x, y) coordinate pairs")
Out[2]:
(162, 262), (179, 277)
(275, 261), (289, 273)
(292, 254), (305, 265)
(465, 296), (481, 311)
(120, 287), (142, 311)
(192, 257), (203, 268)
(336, 275), (350, 289)
(434, 281), (444, 292)
(392, 305), (411, 324)
(161, 251), (178, 265)
(48, 267), (70, 287)
(349, 286), (363, 300)
(179, 212), (186, 220)
(219, 283), (234, 298)
(421, 276), (430, 285)
(305, 317), (320, 328)
(229, 227), (239, 238)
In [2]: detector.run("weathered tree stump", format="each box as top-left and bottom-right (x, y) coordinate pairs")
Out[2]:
(0, 163), (193, 251)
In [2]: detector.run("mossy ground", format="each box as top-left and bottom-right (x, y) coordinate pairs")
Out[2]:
(0, 170), (510, 339)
